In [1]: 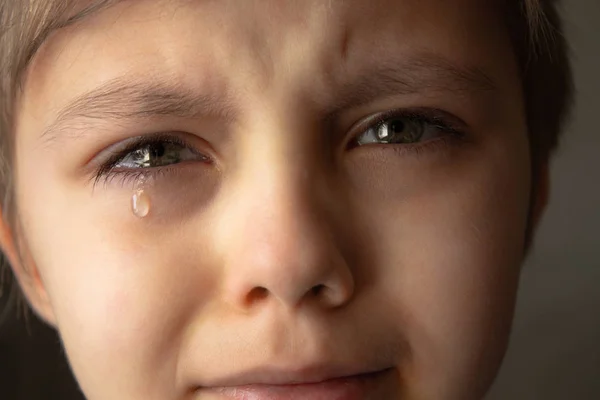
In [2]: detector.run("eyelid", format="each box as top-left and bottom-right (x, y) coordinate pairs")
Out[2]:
(353, 107), (466, 135)
(91, 132), (213, 176)
(346, 107), (468, 147)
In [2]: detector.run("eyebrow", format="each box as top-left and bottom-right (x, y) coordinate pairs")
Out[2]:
(329, 52), (497, 113)
(41, 53), (496, 145)
(41, 78), (239, 145)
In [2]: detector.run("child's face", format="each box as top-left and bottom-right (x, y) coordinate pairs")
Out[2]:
(9, 0), (533, 399)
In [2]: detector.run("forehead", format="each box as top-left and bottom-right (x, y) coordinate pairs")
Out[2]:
(22, 0), (517, 132)
(45, 0), (508, 65)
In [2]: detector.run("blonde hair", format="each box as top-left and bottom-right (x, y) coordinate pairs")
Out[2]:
(0, 0), (573, 322)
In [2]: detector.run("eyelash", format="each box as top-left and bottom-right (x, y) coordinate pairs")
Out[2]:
(347, 108), (465, 151)
(92, 108), (465, 189)
(93, 166), (180, 190)
(91, 134), (209, 189)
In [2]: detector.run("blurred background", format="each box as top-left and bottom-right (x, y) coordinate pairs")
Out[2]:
(487, 1), (600, 398)
(1, 1), (598, 399)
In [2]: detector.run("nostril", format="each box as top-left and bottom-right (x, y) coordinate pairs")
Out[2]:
(247, 286), (269, 304)
(310, 284), (326, 296)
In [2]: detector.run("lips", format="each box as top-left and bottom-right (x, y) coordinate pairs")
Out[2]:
(198, 368), (396, 400)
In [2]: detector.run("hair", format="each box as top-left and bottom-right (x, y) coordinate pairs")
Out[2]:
(0, 0), (574, 325)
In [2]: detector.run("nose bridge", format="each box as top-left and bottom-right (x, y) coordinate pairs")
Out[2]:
(215, 125), (354, 311)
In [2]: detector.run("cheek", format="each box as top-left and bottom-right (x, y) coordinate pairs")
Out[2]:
(15, 164), (222, 395)
(348, 137), (530, 395)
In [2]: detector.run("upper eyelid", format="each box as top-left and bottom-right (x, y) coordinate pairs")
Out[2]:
(97, 134), (185, 161)
(351, 108), (466, 136)
(92, 133), (211, 175)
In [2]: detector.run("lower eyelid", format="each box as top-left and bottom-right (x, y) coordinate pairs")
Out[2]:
(91, 161), (207, 191)
(395, 135), (460, 154)
(350, 134), (462, 157)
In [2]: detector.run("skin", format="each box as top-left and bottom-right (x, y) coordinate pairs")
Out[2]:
(0, 0), (548, 398)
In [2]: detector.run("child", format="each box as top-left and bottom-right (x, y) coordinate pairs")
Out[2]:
(0, 0), (573, 399)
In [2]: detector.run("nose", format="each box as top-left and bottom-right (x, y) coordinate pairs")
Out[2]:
(214, 153), (355, 311)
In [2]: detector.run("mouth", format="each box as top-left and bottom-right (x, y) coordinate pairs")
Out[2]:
(198, 368), (396, 400)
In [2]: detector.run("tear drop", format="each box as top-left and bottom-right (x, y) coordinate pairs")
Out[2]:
(131, 190), (150, 218)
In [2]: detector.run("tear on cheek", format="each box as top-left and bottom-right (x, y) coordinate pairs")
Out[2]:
(132, 189), (151, 218)
(122, 169), (219, 225)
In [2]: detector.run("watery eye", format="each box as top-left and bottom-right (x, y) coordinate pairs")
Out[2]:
(355, 114), (447, 146)
(115, 141), (205, 169)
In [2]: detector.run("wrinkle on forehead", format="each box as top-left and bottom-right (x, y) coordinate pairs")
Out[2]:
(25, 0), (358, 108)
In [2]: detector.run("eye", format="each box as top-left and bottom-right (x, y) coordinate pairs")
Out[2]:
(93, 133), (211, 186)
(352, 109), (462, 147)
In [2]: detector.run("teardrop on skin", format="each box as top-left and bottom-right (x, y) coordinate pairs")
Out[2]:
(131, 190), (150, 218)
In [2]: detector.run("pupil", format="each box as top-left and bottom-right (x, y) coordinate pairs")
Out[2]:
(150, 143), (166, 158)
(389, 119), (406, 133)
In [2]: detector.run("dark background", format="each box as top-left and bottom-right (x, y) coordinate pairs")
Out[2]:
(487, 1), (600, 398)
(1, 1), (599, 399)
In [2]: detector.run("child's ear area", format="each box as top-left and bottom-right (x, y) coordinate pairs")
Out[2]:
(0, 210), (57, 327)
